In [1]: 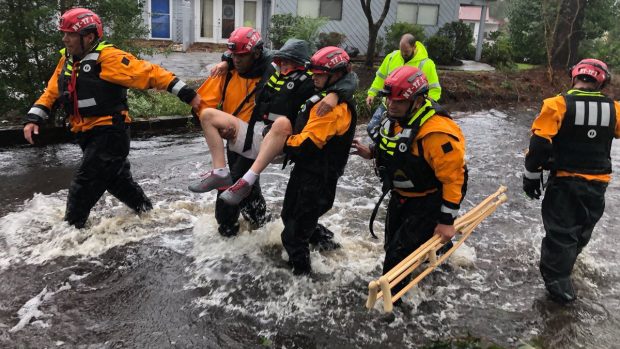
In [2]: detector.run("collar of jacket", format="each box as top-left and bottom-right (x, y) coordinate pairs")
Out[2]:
(60, 40), (112, 62)
(399, 99), (435, 127)
(566, 89), (605, 97)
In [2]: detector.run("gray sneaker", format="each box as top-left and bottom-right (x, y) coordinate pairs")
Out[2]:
(220, 179), (252, 205)
(188, 171), (233, 193)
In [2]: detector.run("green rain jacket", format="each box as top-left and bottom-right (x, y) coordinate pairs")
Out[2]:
(368, 41), (441, 101)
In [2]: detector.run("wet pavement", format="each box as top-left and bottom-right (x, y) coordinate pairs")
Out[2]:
(439, 60), (496, 71)
(142, 52), (223, 81)
(1, 109), (620, 348)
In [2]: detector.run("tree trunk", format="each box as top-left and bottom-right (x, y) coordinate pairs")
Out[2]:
(547, 0), (587, 69)
(365, 25), (379, 66)
(360, 0), (391, 67)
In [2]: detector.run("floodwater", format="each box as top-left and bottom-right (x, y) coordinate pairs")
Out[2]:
(1, 109), (619, 348)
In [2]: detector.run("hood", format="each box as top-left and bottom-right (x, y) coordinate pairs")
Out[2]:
(273, 39), (311, 66)
(402, 41), (429, 64)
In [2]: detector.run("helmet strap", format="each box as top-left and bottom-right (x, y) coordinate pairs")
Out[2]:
(77, 34), (99, 60)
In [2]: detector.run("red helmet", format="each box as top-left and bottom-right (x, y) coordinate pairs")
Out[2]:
(307, 46), (350, 74)
(58, 8), (103, 39)
(381, 66), (429, 101)
(227, 27), (262, 54)
(570, 58), (611, 88)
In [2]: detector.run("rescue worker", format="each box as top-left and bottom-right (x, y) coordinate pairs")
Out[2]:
(351, 66), (467, 296)
(366, 34), (441, 141)
(188, 27), (271, 237)
(281, 46), (357, 275)
(22, 8), (200, 229)
(217, 39), (358, 205)
(523, 58), (620, 304)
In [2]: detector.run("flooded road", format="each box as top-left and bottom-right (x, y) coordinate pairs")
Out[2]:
(1, 109), (619, 348)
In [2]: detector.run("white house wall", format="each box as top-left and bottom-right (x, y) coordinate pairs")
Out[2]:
(145, 0), (460, 54)
(272, 0), (460, 54)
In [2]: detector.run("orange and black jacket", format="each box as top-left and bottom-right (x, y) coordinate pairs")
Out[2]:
(195, 50), (273, 122)
(25, 42), (196, 133)
(525, 89), (620, 183)
(195, 70), (261, 123)
(374, 99), (467, 225)
(285, 91), (357, 178)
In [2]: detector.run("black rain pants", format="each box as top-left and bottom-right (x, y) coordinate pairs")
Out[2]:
(65, 125), (151, 228)
(281, 166), (339, 274)
(383, 190), (442, 296)
(540, 176), (607, 289)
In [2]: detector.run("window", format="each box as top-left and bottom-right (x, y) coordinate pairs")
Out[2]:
(417, 4), (438, 26)
(200, 0), (214, 38)
(298, 0), (342, 20)
(244, 1), (257, 27)
(320, 0), (342, 20)
(151, 0), (171, 38)
(396, 3), (439, 26)
(297, 0), (317, 17)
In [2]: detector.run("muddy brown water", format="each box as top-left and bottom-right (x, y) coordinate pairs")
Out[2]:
(1, 109), (619, 348)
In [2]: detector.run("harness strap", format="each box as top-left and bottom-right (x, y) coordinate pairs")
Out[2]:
(368, 188), (388, 239)
(239, 85), (260, 151)
(217, 72), (233, 110)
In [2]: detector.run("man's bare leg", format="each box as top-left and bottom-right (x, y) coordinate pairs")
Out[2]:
(249, 117), (292, 175)
(188, 108), (239, 193)
(201, 108), (239, 169)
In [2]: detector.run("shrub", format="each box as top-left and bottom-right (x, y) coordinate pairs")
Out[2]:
(92, 0), (151, 54)
(374, 35), (386, 57)
(268, 14), (298, 49)
(297, 17), (329, 49)
(482, 32), (516, 70)
(268, 14), (327, 50)
(425, 35), (455, 65)
(437, 21), (475, 60)
(580, 35), (620, 72)
(383, 22), (426, 53)
(316, 32), (346, 49)
(0, 0), (150, 119)
(353, 90), (374, 121)
(128, 89), (190, 118)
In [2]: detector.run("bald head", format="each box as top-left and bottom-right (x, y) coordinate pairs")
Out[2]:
(399, 34), (416, 62)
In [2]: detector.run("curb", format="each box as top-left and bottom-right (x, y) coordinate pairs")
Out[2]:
(0, 115), (197, 148)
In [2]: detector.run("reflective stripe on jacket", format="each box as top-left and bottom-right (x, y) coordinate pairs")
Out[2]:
(527, 89), (620, 182)
(375, 99), (467, 223)
(29, 42), (189, 133)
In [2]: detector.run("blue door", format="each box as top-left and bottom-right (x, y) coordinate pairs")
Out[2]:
(151, 0), (171, 38)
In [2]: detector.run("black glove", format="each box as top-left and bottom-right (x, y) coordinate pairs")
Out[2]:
(523, 172), (542, 199)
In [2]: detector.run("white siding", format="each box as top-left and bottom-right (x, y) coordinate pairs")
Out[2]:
(272, 0), (460, 54)
(145, 0), (461, 53)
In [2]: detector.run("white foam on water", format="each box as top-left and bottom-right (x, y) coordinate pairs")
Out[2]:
(448, 242), (477, 268)
(190, 203), (387, 323)
(0, 189), (206, 270)
(67, 273), (90, 281)
(9, 283), (71, 333)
